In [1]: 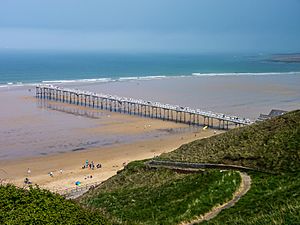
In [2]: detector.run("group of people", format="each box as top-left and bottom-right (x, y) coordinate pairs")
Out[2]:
(82, 160), (102, 170)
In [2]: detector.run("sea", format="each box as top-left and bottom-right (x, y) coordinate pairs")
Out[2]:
(1, 51), (300, 86)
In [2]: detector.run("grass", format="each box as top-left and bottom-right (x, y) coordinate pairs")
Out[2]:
(0, 184), (107, 225)
(157, 110), (300, 224)
(79, 161), (241, 225)
(202, 172), (300, 225)
(160, 110), (300, 173)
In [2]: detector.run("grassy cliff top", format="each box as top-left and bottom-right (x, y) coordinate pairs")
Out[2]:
(160, 110), (300, 173)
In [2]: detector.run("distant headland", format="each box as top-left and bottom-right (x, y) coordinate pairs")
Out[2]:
(270, 53), (300, 63)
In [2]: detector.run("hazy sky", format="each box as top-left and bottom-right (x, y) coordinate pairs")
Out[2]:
(0, 0), (300, 53)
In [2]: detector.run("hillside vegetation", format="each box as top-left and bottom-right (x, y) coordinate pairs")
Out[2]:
(78, 110), (299, 224)
(0, 185), (107, 225)
(159, 110), (300, 224)
(160, 110), (300, 173)
(79, 161), (241, 225)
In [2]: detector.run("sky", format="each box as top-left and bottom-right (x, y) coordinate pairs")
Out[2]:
(0, 0), (300, 53)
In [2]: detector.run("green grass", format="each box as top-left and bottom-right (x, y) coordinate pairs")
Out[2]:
(0, 185), (107, 225)
(157, 110), (300, 224)
(160, 110), (300, 173)
(79, 161), (241, 225)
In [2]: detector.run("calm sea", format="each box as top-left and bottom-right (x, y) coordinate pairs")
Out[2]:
(1, 51), (300, 85)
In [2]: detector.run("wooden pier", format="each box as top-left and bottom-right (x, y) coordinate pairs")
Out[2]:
(36, 85), (253, 130)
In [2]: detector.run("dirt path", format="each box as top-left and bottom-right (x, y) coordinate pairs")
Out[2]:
(183, 172), (251, 224)
(146, 160), (252, 224)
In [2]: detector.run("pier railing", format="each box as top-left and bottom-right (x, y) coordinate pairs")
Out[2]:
(35, 84), (253, 129)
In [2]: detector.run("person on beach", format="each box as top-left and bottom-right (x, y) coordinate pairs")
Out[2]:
(24, 177), (31, 185)
(27, 168), (31, 175)
(49, 171), (53, 177)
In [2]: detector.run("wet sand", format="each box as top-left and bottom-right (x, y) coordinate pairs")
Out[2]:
(0, 74), (299, 191)
(0, 129), (216, 191)
(0, 89), (197, 160)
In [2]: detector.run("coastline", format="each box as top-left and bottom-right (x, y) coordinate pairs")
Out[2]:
(1, 74), (299, 191)
(1, 71), (300, 89)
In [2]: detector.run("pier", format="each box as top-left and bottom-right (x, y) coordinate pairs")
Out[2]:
(35, 85), (253, 129)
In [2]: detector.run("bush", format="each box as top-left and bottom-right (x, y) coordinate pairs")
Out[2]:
(0, 185), (107, 225)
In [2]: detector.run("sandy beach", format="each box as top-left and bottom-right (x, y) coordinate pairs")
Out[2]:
(0, 86), (217, 190)
(0, 128), (216, 191)
(0, 74), (299, 191)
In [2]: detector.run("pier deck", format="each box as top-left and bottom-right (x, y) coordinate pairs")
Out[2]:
(36, 85), (253, 129)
